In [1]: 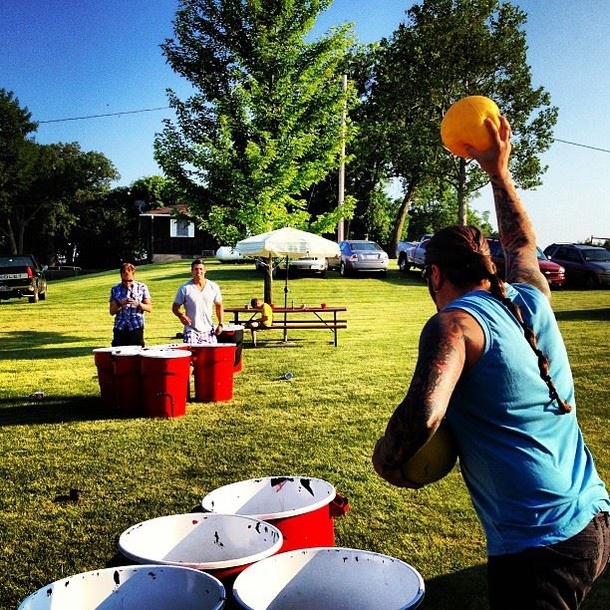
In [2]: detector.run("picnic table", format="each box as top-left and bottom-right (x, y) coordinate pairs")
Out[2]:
(224, 305), (347, 347)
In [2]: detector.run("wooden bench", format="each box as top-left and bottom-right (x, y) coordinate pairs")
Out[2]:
(250, 319), (348, 347)
(225, 306), (347, 347)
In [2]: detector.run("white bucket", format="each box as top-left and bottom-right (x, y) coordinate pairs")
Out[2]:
(201, 477), (335, 520)
(18, 564), (225, 610)
(232, 547), (425, 610)
(118, 512), (283, 578)
(201, 476), (344, 552)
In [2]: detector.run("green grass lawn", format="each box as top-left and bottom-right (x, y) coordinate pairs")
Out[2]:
(1, 260), (609, 608)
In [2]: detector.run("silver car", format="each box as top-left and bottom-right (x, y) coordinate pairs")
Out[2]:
(255, 256), (328, 277)
(335, 240), (389, 276)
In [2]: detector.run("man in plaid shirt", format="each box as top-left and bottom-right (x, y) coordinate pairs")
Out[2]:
(109, 262), (153, 347)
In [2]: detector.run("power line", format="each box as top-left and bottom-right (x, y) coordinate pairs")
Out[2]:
(38, 106), (171, 124)
(37, 108), (610, 155)
(553, 138), (610, 154)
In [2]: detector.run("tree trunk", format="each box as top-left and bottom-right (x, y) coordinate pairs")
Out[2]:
(388, 182), (418, 259)
(457, 157), (468, 225)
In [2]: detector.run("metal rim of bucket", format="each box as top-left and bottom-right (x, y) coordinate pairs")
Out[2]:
(201, 476), (336, 520)
(92, 347), (116, 354)
(18, 564), (226, 610)
(140, 349), (192, 359)
(143, 343), (188, 351)
(118, 512), (284, 570)
(188, 344), (236, 349)
(232, 546), (425, 610)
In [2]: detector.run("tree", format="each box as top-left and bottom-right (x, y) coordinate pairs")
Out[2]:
(155, 0), (358, 299)
(0, 89), (38, 253)
(406, 183), (493, 240)
(365, 0), (557, 256)
(0, 90), (119, 258)
(11, 142), (118, 260)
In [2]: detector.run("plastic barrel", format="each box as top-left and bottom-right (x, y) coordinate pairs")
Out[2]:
(190, 344), (236, 402)
(92, 347), (116, 408)
(112, 346), (143, 416)
(201, 476), (349, 553)
(18, 564), (226, 610)
(140, 349), (191, 417)
(232, 547), (425, 610)
(217, 325), (244, 372)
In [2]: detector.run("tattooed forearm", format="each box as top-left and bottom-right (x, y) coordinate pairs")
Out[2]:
(379, 313), (466, 468)
(490, 174), (550, 297)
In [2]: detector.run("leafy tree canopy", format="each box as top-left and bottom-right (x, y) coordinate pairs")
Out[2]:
(360, 0), (557, 252)
(155, 0), (358, 245)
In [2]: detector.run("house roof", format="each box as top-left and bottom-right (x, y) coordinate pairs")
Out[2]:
(139, 204), (191, 218)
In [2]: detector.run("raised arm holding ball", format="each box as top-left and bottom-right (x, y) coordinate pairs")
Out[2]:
(372, 109), (610, 609)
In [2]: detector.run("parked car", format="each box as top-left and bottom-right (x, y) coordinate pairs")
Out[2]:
(332, 240), (389, 276)
(0, 254), (48, 302)
(543, 243), (610, 288)
(255, 256), (328, 277)
(396, 234), (431, 272)
(487, 239), (565, 288)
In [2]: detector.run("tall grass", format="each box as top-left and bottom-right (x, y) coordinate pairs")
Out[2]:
(0, 260), (608, 608)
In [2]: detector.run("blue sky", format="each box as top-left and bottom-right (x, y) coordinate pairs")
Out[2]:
(1, 0), (609, 248)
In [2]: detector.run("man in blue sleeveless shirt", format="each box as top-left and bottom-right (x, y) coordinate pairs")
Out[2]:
(373, 115), (609, 608)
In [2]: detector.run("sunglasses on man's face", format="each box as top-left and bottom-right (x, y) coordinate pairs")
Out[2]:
(422, 265), (432, 280)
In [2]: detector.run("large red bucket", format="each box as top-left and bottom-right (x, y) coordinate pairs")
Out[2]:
(112, 347), (144, 416)
(201, 476), (349, 553)
(92, 347), (116, 408)
(140, 349), (191, 418)
(217, 325), (244, 372)
(190, 344), (236, 402)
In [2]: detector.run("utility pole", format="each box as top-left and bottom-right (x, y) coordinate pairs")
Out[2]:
(337, 74), (347, 242)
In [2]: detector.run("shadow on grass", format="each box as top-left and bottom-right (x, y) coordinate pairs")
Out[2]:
(425, 564), (488, 609)
(554, 308), (610, 322)
(424, 561), (610, 609)
(0, 330), (92, 359)
(0, 396), (122, 426)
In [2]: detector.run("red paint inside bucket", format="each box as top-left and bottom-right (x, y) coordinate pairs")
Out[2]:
(190, 344), (236, 402)
(140, 350), (191, 417)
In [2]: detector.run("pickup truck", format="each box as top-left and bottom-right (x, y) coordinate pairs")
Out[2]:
(0, 255), (48, 302)
(396, 234), (432, 272)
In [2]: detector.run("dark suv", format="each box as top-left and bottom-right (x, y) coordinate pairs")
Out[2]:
(0, 254), (48, 302)
(543, 243), (610, 288)
(487, 239), (565, 288)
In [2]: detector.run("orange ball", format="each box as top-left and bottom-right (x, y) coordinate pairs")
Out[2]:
(440, 95), (501, 158)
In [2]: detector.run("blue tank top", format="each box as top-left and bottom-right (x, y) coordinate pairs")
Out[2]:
(444, 284), (609, 555)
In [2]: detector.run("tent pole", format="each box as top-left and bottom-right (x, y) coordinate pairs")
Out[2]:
(283, 256), (289, 342)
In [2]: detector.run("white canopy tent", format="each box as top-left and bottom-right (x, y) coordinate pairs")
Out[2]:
(235, 227), (340, 260)
(235, 228), (341, 340)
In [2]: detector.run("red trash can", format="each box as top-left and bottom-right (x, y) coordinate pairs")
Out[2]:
(92, 347), (116, 408)
(140, 349), (192, 417)
(217, 324), (244, 372)
(190, 344), (236, 402)
(201, 476), (350, 553)
(112, 347), (143, 416)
